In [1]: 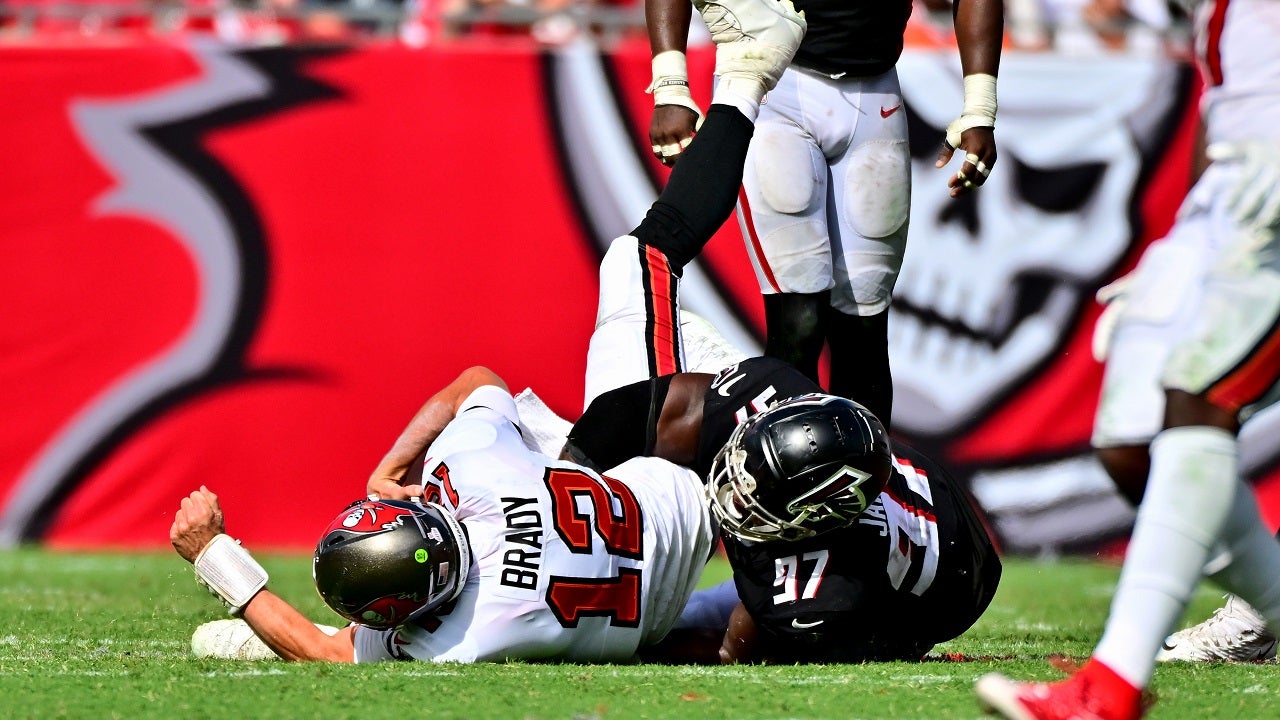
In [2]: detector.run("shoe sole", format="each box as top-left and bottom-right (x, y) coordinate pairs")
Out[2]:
(975, 674), (1038, 720)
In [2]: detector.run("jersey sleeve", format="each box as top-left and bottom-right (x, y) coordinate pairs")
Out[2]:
(457, 384), (520, 426)
(426, 386), (523, 460)
(351, 625), (410, 663)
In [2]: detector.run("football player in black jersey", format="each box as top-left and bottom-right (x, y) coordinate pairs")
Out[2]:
(555, 13), (1001, 660)
(564, 356), (1001, 663)
(643, 0), (1003, 429)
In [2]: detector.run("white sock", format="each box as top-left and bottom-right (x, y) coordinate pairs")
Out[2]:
(1094, 426), (1238, 688)
(1208, 478), (1280, 634)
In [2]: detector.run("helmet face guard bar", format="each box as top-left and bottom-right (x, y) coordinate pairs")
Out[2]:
(706, 394), (890, 543)
(708, 424), (819, 543)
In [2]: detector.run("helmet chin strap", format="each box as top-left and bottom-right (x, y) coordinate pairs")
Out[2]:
(426, 501), (472, 603)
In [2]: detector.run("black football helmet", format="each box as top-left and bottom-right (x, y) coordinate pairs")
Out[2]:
(708, 394), (892, 542)
(312, 499), (471, 629)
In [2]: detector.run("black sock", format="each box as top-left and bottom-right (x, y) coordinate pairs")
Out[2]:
(762, 292), (827, 387)
(631, 105), (755, 271)
(826, 307), (893, 429)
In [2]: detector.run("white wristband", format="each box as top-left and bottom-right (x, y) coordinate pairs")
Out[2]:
(647, 50), (704, 125)
(945, 73), (998, 149)
(193, 534), (269, 616)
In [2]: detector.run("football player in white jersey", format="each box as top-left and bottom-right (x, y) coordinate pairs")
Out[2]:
(171, 371), (713, 663)
(976, 1), (1280, 717)
(644, 0), (1003, 428)
(169, 0), (806, 665)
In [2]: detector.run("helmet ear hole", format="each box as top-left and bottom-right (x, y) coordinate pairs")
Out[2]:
(708, 394), (891, 542)
(312, 500), (471, 629)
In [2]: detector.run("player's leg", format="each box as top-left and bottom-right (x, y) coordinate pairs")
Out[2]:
(825, 307), (893, 429)
(760, 292), (826, 385)
(978, 160), (1280, 720)
(737, 67), (835, 388)
(585, 2), (804, 407)
(825, 69), (910, 427)
(1091, 224), (1212, 505)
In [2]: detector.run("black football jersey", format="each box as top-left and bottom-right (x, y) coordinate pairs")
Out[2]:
(791, 0), (914, 78)
(722, 442), (1001, 663)
(694, 357), (824, 477)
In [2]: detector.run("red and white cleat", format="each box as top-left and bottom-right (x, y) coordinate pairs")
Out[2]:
(975, 660), (1146, 720)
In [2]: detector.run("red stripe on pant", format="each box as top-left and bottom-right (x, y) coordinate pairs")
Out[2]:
(1202, 0), (1230, 88)
(739, 187), (782, 293)
(1205, 316), (1280, 413)
(640, 243), (681, 376)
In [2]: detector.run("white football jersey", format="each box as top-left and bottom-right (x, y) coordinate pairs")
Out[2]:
(353, 385), (714, 663)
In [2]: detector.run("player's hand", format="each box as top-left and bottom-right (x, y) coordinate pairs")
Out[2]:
(936, 126), (996, 198)
(718, 602), (758, 664)
(170, 486), (226, 564)
(367, 476), (424, 502)
(1213, 141), (1280, 230)
(649, 105), (699, 167)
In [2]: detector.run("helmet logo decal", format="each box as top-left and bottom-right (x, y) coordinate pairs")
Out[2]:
(342, 506), (367, 528)
(787, 465), (873, 518)
(414, 548), (428, 563)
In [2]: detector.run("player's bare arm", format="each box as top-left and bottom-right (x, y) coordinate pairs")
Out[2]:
(169, 487), (357, 662)
(652, 373), (715, 467)
(937, 0), (1003, 198)
(367, 366), (509, 500)
(646, 0), (700, 166)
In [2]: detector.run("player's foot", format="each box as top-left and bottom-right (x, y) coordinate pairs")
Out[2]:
(695, 0), (806, 100)
(975, 659), (1146, 720)
(680, 310), (749, 374)
(1157, 594), (1278, 662)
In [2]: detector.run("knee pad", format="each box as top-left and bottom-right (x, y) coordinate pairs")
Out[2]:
(842, 140), (910, 240)
(750, 125), (823, 215)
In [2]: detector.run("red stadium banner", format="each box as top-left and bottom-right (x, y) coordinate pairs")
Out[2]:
(2, 37), (1277, 551)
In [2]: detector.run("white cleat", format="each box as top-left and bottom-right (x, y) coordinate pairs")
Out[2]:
(192, 619), (340, 660)
(1157, 595), (1278, 663)
(680, 310), (749, 374)
(696, 0), (806, 100)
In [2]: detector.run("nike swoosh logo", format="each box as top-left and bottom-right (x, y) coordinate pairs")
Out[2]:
(880, 105), (901, 118)
(716, 375), (745, 397)
(791, 619), (824, 629)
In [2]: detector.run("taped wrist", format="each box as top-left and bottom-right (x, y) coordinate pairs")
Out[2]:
(648, 51), (704, 124)
(945, 73), (997, 148)
(193, 534), (269, 616)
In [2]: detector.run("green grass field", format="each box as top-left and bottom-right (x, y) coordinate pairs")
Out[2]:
(0, 549), (1274, 719)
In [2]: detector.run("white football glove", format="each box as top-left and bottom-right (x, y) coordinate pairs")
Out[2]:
(1210, 141), (1280, 231)
(1091, 272), (1133, 362)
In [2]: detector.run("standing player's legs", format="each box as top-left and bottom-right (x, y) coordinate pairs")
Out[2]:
(824, 69), (909, 427)
(739, 66), (834, 388)
(1091, 216), (1212, 504)
(1092, 171), (1279, 662)
(738, 67), (908, 426)
(977, 162), (1280, 720)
